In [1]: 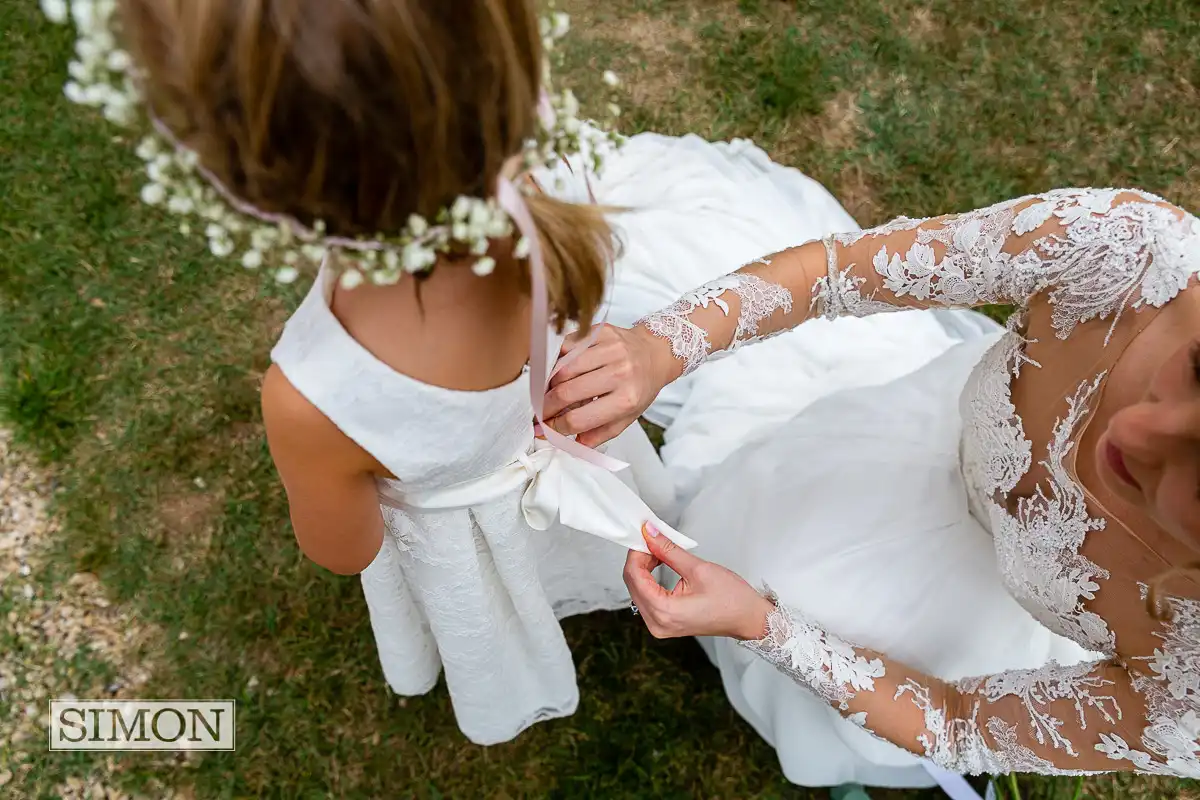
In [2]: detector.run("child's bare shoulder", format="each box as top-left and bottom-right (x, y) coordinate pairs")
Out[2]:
(260, 365), (372, 472)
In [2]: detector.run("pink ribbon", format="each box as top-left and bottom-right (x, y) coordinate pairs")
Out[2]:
(496, 178), (628, 473)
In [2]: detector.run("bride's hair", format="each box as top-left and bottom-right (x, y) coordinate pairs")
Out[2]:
(1147, 562), (1200, 621)
(117, 0), (613, 326)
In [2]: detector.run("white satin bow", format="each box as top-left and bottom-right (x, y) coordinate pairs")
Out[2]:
(377, 440), (696, 554)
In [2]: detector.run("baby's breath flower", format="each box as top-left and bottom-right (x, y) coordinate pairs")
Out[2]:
(167, 195), (194, 215)
(300, 244), (327, 263)
(551, 12), (570, 38)
(451, 196), (473, 221)
(486, 215), (511, 239)
(250, 228), (276, 251)
(40, 0), (68, 24)
(371, 269), (401, 286)
(602, 70), (620, 87)
(210, 238), (235, 258)
(140, 183), (165, 206)
(64, 81), (86, 104)
(339, 269), (364, 290)
(562, 90), (580, 118)
(469, 201), (491, 229)
(402, 242), (436, 273)
(135, 137), (159, 161)
(472, 257), (497, 277)
(106, 49), (131, 73)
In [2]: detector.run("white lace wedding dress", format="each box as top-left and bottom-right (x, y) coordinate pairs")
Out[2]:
(621, 187), (1200, 785)
(269, 132), (974, 746)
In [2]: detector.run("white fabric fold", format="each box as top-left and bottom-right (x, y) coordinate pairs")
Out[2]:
(921, 762), (988, 800)
(376, 440), (696, 554)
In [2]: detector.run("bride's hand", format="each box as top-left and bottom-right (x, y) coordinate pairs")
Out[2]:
(544, 324), (677, 447)
(625, 522), (775, 641)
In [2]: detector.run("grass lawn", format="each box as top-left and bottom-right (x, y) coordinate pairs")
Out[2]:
(2, 0), (1199, 797)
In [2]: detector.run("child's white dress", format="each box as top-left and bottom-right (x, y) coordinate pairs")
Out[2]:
(270, 261), (676, 745)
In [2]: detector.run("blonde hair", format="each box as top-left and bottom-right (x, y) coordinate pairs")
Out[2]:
(118, 0), (613, 327)
(1147, 562), (1200, 622)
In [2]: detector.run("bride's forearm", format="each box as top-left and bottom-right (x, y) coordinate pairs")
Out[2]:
(742, 597), (1143, 775)
(634, 240), (830, 379)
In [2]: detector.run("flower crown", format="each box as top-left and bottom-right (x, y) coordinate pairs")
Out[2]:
(40, 0), (623, 288)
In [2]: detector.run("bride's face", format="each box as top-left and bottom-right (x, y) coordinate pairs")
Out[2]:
(1098, 338), (1200, 549)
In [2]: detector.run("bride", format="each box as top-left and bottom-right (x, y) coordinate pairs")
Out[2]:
(546, 187), (1200, 785)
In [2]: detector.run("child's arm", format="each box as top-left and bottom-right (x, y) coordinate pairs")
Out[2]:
(261, 366), (385, 575)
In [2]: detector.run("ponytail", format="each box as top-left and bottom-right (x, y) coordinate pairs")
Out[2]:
(525, 192), (616, 333)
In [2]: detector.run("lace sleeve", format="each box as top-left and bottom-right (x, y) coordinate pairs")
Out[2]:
(638, 188), (1200, 377)
(743, 593), (1200, 778)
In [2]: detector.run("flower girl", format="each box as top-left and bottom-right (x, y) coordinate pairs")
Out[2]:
(46, 0), (968, 746)
(47, 0), (697, 745)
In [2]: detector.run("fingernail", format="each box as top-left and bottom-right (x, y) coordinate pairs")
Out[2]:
(643, 522), (660, 538)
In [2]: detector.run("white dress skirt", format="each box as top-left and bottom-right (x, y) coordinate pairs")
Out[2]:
(580, 135), (1090, 787)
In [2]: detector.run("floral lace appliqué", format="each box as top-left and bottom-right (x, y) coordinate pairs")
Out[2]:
(897, 679), (1102, 776)
(897, 681), (1054, 774)
(1097, 590), (1200, 777)
(959, 660), (1121, 758)
(960, 335), (1034, 507)
(1037, 191), (1200, 342)
(637, 272), (792, 376)
(821, 188), (1200, 344)
(740, 591), (885, 712)
(637, 300), (711, 377)
(812, 239), (904, 319)
(989, 373), (1116, 655)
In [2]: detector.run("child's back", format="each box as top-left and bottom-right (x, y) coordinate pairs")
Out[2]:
(265, 254), (666, 744)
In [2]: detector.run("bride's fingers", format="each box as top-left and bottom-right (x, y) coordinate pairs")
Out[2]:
(543, 365), (620, 420)
(623, 549), (668, 606)
(625, 548), (661, 575)
(549, 341), (624, 387)
(558, 325), (597, 356)
(547, 393), (626, 437)
(643, 524), (704, 579)
(576, 419), (635, 449)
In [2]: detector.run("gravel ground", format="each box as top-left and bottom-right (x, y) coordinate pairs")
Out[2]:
(0, 430), (186, 799)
